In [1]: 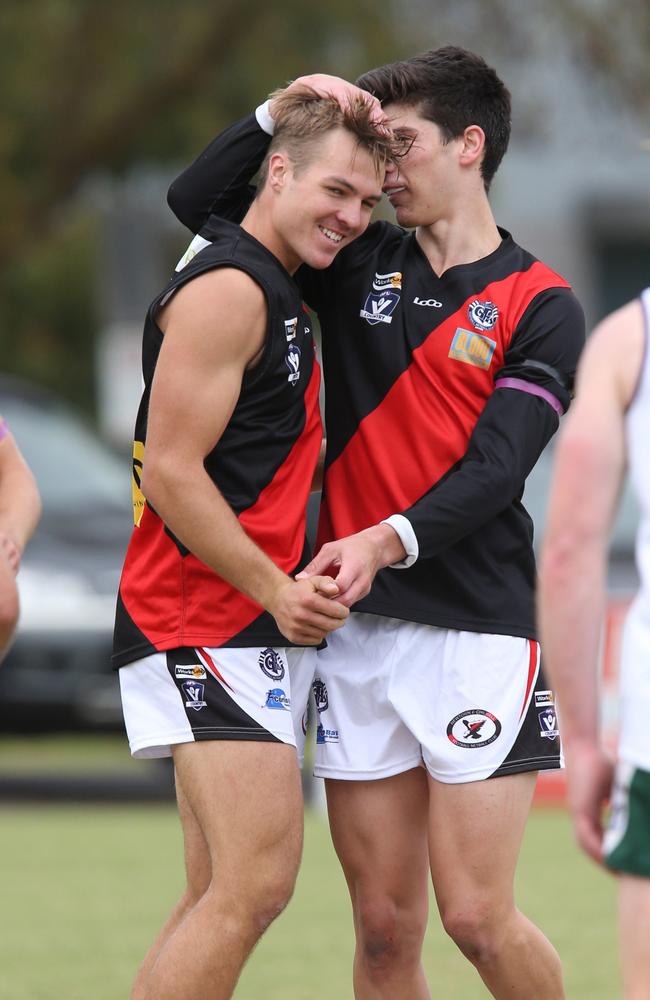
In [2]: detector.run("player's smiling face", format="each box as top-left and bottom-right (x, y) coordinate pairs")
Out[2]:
(382, 103), (463, 228)
(271, 128), (383, 273)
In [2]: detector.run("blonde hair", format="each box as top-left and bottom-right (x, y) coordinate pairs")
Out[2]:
(256, 84), (396, 190)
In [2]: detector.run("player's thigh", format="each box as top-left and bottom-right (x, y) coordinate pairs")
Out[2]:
(428, 770), (536, 912)
(173, 739), (304, 896)
(326, 767), (430, 909)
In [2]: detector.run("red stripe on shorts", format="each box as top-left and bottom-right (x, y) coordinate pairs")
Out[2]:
(519, 640), (538, 720)
(198, 647), (234, 692)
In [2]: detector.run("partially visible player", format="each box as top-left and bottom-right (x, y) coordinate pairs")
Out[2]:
(0, 417), (41, 659)
(113, 88), (395, 1000)
(540, 291), (650, 998)
(167, 48), (585, 998)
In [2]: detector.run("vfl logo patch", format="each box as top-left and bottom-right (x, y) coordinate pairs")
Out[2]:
(360, 271), (402, 325)
(448, 328), (496, 371)
(468, 299), (498, 331)
(284, 317), (298, 341)
(538, 707), (560, 741)
(447, 709), (502, 748)
(265, 688), (291, 711)
(175, 664), (207, 680)
(259, 648), (285, 681)
(182, 680), (207, 711)
(285, 343), (301, 384)
(313, 678), (329, 713)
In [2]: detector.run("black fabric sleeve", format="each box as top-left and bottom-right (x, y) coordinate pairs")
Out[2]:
(402, 285), (586, 559)
(167, 113), (271, 232)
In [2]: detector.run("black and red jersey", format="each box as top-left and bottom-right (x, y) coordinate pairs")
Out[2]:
(112, 216), (322, 668)
(167, 113), (586, 640)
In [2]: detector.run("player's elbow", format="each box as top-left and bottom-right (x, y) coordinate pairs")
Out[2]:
(140, 452), (184, 513)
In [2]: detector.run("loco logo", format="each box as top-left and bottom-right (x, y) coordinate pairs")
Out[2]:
(259, 648), (285, 681)
(265, 688), (291, 711)
(447, 709), (502, 748)
(312, 678), (329, 714)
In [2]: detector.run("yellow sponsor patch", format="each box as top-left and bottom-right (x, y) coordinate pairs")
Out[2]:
(448, 328), (496, 370)
(132, 440), (145, 527)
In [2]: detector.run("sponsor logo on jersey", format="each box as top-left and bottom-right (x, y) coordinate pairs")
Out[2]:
(448, 328), (496, 371)
(182, 680), (207, 711)
(413, 296), (443, 308)
(265, 687), (291, 711)
(175, 664), (207, 680)
(313, 678), (329, 713)
(285, 342), (301, 383)
(535, 690), (555, 707)
(538, 707), (559, 740)
(284, 317), (298, 341)
(372, 271), (402, 291)
(316, 723), (340, 744)
(259, 648), (285, 681)
(468, 299), (499, 331)
(447, 709), (502, 748)
(132, 440), (146, 527)
(175, 234), (212, 272)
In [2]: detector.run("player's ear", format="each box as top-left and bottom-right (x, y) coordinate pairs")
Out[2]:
(268, 151), (291, 192)
(459, 125), (485, 168)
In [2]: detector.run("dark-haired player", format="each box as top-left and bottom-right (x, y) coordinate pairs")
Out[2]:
(113, 88), (395, 1000)
(167, 47), (585, 998)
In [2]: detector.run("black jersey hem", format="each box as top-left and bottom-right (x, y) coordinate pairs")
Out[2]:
(351, 602), (537, 642)
(112, 633), (320, 670)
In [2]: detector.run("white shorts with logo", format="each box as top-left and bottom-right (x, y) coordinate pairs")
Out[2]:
(119, 644), (317, 763)
(312, 613), (562, 783)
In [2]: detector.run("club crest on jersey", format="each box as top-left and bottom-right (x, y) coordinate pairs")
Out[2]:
(259, 648), (285, 681)
(313, 678), (329, 714)
(182, 680), (207, 711)
(265, 688), (291, 711)
(538, 707), (560, 740)
(448, 328), (496, 371)
(360, 271), (402, 325)
(447, 709), (502, 748)
(285, 343), (301, 383)
(468, 299), (498, 331)
(284, 317), (298, 341)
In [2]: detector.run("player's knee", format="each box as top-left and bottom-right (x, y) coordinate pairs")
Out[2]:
(247, 867), (298, 935)
(356, 897), (426, 973)
(441, 902), (504, 966)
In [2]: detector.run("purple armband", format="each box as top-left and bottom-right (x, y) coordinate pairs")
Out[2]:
(494, 377), (564, 416)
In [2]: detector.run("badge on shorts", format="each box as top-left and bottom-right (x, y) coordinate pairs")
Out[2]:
(259, 648), (285, 681)
(538, 707), (559, 740)
(447, 709), (502, 748)
(182, 680), (207, 711)
(316, 723), (340, 744)
(313, 678), (329, 713)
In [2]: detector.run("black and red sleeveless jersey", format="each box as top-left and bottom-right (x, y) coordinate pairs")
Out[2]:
(167, 113), (586, 640)
(112, 216), (322, 668)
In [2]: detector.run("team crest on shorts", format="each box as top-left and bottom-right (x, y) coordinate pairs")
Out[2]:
(313, 678), (329, 713)
(447, 709), (502, 748)
(182, 680), (207, 711)
(259, 648), (285, 681)
(538, 707), (559, 740)
(468, 299), (498, 331)
(264, 688), (291, 711)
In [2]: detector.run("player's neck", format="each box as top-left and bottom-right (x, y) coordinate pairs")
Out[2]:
(241, 201), (300, 275)
(415, 200), (501, 277)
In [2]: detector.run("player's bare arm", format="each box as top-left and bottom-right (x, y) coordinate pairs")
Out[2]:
(141, 267), (348, 645)
(540, 300), (644, 863)
(0, 431), (41, 573)
(297, 523), (407, 607)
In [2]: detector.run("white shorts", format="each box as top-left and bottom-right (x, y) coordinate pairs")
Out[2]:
(312, 614), (562, 783)
(119, 644), (317, 762)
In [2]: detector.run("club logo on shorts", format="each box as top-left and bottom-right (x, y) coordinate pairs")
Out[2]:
(468, 299), (499, 331)
(538, 707), (559, 740)
(447, 709), (502, 748)
(259, 648), (285, 681)
(316, 723), (339, 744)
(265, 688), (291, 711)
(182, 680), (207, 711)
(175, 664), (207, 680)
(313, 678), (328, 713)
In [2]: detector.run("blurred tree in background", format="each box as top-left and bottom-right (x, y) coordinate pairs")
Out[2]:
(0, 0), (648, 417)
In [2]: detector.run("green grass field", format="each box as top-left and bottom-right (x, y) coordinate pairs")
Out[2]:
(0, 799), (619, 999)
